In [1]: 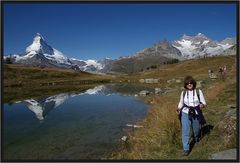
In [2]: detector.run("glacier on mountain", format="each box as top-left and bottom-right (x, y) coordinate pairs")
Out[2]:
(4, 33), (236, 73)
(70, 58), (104, 71)
(172, 33), (235, 59)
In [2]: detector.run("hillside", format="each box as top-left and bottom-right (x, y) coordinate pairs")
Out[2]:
(110, 40), (181, 74)
(110, 56), (172, 74)
(110, 55), (237, 160)
(117, 55), (235, 83)
(3, 55), (237, 160)
(3, 64), (113, 102)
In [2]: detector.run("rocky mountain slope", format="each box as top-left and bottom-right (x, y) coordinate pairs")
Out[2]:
(4, 33), (236, 74)
(110, 40), (182, 73)
(172, 33), (235, 59)
(110, 33), (235, 73)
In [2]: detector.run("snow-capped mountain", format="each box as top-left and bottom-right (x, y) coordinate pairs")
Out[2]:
(4, 33), (236, 74)
(5, 33), (114, 73)
(69, 57), (114, 73)
(69, 58), (104, 72)
(109, 40), (183, 73)
(109, 33), (235, 73)
(172, 33), (235, 59)
(133, 40), (182, 60)
(70, 58), (102, 71)
(13, 33), (74, 68)
(221, 44), (236, 56)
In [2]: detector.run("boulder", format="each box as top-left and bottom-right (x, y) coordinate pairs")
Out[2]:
(121, 136), (128, 141)
(145, 78), (159, 84)
(196, 80), (203, 88)
(210, 73), (218, 80)
(176, 79), (181, 83)
(139, 79), (145, 83)
(227, 104), (236, 109)
(139, 90), (150, 96)
(155, 88), (163, 94)
(153, 79), (159, 83)
(139, 78), (159, 84)
(209, 148), (237, 160)
(215, 107), (236, 141)
(126, 124), (143, 128)
(167, 79), (175, 84)
(164, 88), (176, 94)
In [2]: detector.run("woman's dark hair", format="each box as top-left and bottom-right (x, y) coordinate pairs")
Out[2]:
(184, 76), (196, 89)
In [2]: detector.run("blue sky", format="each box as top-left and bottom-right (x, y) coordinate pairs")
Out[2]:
(3, 3), (237, 60)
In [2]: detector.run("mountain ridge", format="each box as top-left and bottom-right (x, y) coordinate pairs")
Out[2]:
(4, 33), (236, 74)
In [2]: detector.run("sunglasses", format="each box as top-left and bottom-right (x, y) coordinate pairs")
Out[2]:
(186, 82), (193, 85)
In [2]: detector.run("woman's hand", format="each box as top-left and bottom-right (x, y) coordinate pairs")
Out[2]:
(199, 103), (205, 109)
(176, 108), (180, 114)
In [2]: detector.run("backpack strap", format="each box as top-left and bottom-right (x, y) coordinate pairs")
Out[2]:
(182, 90), (187, 107)
(196, 89), (201, 103)
(183, 90), (186, 101)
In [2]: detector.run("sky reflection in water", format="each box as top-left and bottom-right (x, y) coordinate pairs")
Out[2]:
(3, 84), (151, 160)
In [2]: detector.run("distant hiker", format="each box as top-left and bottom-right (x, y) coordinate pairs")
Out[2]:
(223, 65), (227, 78)
(177, 76), (207, 156)
(208, 69), (213, 78)
(219, 67), (223, 76)
(208, 69), (211, 77)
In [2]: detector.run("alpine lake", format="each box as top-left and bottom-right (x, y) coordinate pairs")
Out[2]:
(2, 84), (155, 160)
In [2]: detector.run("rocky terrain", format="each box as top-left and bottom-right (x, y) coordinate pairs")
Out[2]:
(4, 33), (236, 74)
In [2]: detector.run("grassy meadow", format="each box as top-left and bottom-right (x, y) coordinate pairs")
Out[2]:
(110, 55), (237, 160)
(3, 64), (114, 103)
(2, 55), (237, 160)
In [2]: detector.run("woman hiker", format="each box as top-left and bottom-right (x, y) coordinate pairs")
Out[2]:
(177, 76), (207, 156)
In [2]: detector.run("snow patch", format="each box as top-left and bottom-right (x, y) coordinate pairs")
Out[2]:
(173, 40), (197, 57)
(44, 48), (70, 65)
(45, 93), (69, 108)
(202, 40), (209, 45)
(83, 85), (105, 95)
(25, 99), (44, 120)
(218, 43), (233, 50)
(83, 60), (104, 70)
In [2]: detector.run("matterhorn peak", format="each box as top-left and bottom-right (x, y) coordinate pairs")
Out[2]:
(13, 33), (72, 67)
(32, 33), (45, 44)
(36, 32), (42, 36)
(26, 33), (53, 54)
(35, 33), (44, 39)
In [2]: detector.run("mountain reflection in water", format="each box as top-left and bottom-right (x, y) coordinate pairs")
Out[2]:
(22, 84), (154, 121)
(3, 84), (151, 160)
(24, 94), (69, 121)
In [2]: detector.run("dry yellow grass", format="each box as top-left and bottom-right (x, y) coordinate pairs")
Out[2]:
(127, 55), (235, 81)
(3, 56), (237, 160)
(110, 55), (237, 160)
(3, 64), (113, 102)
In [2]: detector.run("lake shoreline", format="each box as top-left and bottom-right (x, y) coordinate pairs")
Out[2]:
(3, 84), (151, 160)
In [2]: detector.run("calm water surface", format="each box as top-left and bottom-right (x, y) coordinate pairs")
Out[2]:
(3, 84), (153, 160)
